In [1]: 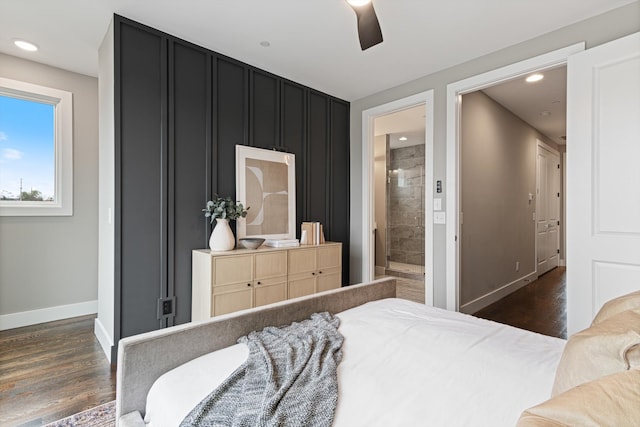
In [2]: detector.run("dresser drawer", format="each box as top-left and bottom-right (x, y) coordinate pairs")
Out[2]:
(212, 255), (253, 285)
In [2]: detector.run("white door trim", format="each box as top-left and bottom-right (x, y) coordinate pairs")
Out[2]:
(362, 90), (435, 305)
(537, 138), (559, 157)
(445, 42), (585, 311)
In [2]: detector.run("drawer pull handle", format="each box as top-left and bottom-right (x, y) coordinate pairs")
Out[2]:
(247, 283), (251, 287)
(257, 281), (261, 285)
(319, 271), (323, 274)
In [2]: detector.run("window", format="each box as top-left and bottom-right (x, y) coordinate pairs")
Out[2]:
(0, 77), (73, 216)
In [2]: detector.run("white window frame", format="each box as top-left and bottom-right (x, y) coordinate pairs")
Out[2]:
(0, 77), (73, 216)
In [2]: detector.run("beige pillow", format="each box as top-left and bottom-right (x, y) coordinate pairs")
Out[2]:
(592, 290), (640, 325)
(552, 308), (640, 396)
(517, 369), (640, 427)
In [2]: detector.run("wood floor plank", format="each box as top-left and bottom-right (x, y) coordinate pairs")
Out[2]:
(0, 315), (116, 427)
(474, 267), (567, 339)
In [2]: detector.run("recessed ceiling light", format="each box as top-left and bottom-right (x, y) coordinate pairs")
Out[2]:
(346, 0), (371, 6)
(526, 73), (544, 83)
(13, 39), (38, 52)
(399, 136), (408, 141)
(259, 41), (271, 48)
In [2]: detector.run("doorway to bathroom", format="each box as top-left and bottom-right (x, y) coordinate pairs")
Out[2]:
(373, 105), (426, 297)
(361, 90), (433, 305)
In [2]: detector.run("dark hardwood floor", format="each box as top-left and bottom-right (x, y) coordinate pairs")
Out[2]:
(0, 315), (116, 427)
(474, 267), (567, 339)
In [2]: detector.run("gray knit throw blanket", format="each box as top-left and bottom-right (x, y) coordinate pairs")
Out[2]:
(180, 312), (344, 427)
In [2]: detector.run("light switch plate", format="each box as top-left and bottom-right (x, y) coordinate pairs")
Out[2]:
(434, 212), (446, 224)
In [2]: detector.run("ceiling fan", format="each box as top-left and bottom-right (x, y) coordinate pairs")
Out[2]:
(346, 0), (383, 51)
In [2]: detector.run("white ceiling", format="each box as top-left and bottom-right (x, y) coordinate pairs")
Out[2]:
(375, 104), (426, 148)
(482, 66), (567, 145)
(0, 0), (636, 101)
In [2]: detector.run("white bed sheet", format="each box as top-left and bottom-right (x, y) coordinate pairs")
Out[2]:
(145, 298), (565, 426)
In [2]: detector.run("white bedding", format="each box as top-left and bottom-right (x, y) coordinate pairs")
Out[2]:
(145, 298), (565, 426)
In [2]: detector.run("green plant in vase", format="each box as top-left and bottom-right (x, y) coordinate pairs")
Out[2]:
(203, 195), (249, 222)
(203, 195), (249, 251)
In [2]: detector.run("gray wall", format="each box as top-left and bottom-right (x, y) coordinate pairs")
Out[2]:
(349, 3), (640, 308)
(460, 91), (556, 306)
(389, 144), (425, 266)
(0, 54), (99, 321)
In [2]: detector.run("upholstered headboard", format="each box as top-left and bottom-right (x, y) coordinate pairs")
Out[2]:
(116, 277), (397, 425)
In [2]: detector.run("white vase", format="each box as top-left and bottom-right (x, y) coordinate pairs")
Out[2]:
(209, 218), (235, 251)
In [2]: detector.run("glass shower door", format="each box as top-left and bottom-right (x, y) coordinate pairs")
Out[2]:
(386, 144), (425, 277)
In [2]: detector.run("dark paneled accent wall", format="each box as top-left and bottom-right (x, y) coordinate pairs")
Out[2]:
(170, 42), (210, 327)
(113, 15), (350, 345)
(329, 100), (351, 281)
(117, 23), (165, 337)
(281, 82), (307, 230)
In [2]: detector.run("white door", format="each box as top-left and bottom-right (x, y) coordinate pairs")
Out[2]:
(567, 32), (640, 335)
(536, 143), (560, 275)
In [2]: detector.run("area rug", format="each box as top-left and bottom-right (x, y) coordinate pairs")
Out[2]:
(44, 401), (115, 427)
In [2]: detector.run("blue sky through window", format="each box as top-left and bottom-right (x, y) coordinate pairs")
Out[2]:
(0, 94), (55, 200)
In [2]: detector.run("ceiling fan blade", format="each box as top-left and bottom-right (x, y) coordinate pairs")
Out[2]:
(351, 2), (383, 51)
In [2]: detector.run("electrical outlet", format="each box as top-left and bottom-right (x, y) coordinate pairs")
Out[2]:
(162, 300), (172, 315)
(157, 297), (175, 319)
(515, 261), (520, 271)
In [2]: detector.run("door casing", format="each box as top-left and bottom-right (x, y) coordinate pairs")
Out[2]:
(445, 43), (585, 311)
(361, 91), (435, 305)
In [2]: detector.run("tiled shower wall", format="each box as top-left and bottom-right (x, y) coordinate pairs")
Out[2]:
(387, 144), (425, 265)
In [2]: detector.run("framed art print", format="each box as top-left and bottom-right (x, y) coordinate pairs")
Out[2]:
(235, 145), (296, 240)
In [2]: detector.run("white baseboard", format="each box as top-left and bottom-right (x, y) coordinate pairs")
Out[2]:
(94, 318), (114, 363)
(460, 271), (538, 314)
(0, 300), (98, 331)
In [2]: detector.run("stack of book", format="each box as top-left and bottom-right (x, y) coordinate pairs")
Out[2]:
(264, 239), (300, 248)
(301, 222), (325, 245)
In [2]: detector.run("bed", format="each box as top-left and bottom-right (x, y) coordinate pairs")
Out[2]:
(116, 278), (640, 427)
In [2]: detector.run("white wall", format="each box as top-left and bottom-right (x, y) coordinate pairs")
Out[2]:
(96, 20), (115, 362)
(0, 54), (99, 329)
(349, 3), (640, 308)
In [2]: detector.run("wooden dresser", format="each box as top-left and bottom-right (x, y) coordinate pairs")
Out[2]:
(191, 242), (342, 321)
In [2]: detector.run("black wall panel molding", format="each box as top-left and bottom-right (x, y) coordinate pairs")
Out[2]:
(307, 91), (330, 229)
(281, 81), (307, 228)
(113, 15), (350, 346)
(171, 41), (210, 326)
(329, 100), (351, 281)
(250, 69), (280, 149)
(214, 56), (247, 198)
(117, 20), (166, 340)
